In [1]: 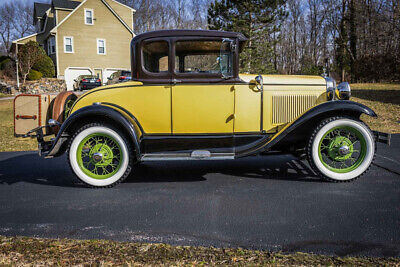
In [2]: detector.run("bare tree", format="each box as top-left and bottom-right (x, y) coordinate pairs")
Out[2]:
(13, 1), (35, 39)
(0, 3), (16, 54)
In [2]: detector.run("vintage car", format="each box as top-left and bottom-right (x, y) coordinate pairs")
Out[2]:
(14, 30), (390, 188)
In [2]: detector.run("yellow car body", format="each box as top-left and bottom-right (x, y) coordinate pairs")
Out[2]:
(20, 30), (384, 187)
(71, 75), (327, 135)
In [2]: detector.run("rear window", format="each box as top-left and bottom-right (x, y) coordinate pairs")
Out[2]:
(80, 75), (95, 79)
(142, 41), (169, 73)
(121, 71), (131, 76)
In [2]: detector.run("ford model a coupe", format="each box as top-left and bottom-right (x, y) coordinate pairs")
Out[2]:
(14, 30), (390, 187)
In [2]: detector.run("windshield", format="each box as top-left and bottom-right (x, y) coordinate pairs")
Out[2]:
(175, 40), (233, 76)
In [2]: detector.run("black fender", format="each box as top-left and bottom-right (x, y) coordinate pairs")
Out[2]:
(45, 104), (142, 159)
(236, 100), (377, 157)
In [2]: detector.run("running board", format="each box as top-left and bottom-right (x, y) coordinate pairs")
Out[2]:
(141, 151), (235, 161)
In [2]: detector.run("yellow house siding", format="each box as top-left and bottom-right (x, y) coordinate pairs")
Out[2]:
(104, 0), (133, 31)
(56, 10), (71, 25)
(55, 0), (132, 77)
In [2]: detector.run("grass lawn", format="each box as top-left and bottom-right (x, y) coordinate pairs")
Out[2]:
(0, 236), (399, 266)
(351, 83), (400, 133)
(0, 93), (12, 98)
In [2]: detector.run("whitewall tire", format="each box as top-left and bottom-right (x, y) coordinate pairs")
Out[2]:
(68, 123), (133, 187)
(307, 117), (375, 182)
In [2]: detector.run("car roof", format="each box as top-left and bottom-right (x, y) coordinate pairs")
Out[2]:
(132, 29), (248, 43)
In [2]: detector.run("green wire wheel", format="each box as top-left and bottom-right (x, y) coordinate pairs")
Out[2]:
(308, 117), (375, 182)
(76, 133), (123, 179)
(69, 123), (132, 187)
(318, 126), (367, 173)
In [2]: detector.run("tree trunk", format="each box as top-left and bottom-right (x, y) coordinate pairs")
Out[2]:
(349, 0), (357, 82)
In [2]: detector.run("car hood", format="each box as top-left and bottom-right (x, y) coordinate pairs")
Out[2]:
(239, 74), (326, 86)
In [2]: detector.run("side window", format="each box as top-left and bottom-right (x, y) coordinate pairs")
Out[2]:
(175, 40), (233, 77)
(85, 9), (94, 25)
(142, 41), (169, 73)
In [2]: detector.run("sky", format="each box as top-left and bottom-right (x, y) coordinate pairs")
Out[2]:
(1, 0), (50, 5)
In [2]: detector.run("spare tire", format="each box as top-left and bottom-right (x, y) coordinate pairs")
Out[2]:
(50, 91), (78, 134)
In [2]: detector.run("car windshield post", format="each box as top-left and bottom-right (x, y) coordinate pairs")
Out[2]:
(220, 39), (234, 79)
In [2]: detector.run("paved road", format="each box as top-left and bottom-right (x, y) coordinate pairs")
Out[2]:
(0, 136), (399, 258)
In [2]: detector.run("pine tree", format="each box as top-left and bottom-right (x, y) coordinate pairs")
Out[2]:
(207, 0), (287, 74)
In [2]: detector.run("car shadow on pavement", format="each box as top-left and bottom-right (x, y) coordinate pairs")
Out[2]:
(126, 154), (321, 183)
(0, 153), (320, 187)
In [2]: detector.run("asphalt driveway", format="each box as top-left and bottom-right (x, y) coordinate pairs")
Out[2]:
(0, 136), (399, 258)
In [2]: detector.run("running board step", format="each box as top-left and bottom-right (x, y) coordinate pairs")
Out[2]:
(141, 151), (234, 161)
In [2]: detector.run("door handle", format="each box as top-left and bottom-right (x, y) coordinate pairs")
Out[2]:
(16, 115), (37, 120)
(172, 78), (181, 85)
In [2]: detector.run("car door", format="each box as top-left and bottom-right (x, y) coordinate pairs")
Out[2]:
(171, 84), (235, 134)
(171, 39), (235, 134)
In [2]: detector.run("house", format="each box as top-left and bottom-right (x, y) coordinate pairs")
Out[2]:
(12, 0), (135, 90)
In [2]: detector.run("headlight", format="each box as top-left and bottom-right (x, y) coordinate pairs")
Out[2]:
(325, 77), (336, 101)
(337, 82), (351, 100)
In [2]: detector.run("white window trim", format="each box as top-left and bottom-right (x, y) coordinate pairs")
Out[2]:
(84, 8), (94, 25)
(97, 38), (106, 55)
(64, 36), (74, 53)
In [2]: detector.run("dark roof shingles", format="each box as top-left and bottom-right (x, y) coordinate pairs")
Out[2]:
(34, 2), (51, 18)
(52, 0), (81, 10)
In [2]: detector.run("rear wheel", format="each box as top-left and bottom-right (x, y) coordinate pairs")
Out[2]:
(307, 117), (375, 182)
(68, 123), (133, 187)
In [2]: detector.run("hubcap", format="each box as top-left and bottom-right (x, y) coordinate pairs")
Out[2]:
(92, 152), (103, 162)
(338, 145), (350, 156)
(76, 133), (123, 179)
(318, 126), (367, 173)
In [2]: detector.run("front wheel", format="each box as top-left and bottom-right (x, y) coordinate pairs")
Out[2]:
(68, 123), (133, 187)
(307, 117), (375, 182)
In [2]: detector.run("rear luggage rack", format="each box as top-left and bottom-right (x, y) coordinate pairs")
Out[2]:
(373, 131), (391, 145)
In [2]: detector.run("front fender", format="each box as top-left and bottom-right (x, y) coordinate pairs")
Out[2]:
(236, 100), (377, 157)
(45, 104), (142, 158)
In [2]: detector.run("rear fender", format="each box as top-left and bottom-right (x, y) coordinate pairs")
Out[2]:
(236, 100), (377, 157)
(44, 104), (142, 159)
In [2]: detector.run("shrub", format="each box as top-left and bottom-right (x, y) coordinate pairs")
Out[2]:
(0, 58), (11, 70)
(33, 53), (55, 78)
(27, 69), (43, 80)
(3, 59), (15, 78)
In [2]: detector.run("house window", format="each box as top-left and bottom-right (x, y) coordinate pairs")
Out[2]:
(64, 36), (74, 53)
(48, 36), (56, 55)
(97, 39), (106, 55)
(85, 9), (94, 25)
